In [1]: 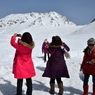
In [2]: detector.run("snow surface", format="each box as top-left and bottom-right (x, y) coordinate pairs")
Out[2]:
(0, 12), (95, 95)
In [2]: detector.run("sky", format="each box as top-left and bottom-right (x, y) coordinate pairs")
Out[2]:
(0, 0), (95, 25)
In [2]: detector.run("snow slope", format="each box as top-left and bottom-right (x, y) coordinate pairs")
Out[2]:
(0, 12), (95, 95)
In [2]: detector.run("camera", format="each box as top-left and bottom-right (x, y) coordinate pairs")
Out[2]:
(87, 61), (92, 65)
(17, 34), (21, 37)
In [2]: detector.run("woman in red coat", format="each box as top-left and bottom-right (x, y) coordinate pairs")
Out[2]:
(81, 38), (95, 95)
(10, 32), (36, 95)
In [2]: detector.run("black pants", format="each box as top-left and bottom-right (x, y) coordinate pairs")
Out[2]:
(83, 74), (95, 86)
(50, 77), (62, 83)
(44, 53), (49, 62)
(17, 78), (32, 95)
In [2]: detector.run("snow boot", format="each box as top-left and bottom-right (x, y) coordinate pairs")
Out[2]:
(82, 86), (88, 95)
(92, 86), (95, 95)
(57, 82), (63, 95)
(49, 82), (55, 94)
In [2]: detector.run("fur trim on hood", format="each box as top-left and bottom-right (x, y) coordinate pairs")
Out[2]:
(19, 40), (35, 49)
(49, 43), (64, 48)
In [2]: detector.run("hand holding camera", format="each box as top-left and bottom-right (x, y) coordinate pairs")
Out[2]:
(87, 59), (95, 65)
(13, 33), (22, 37)
(17, 34), (21, 37)
(87, 61), (92, 65)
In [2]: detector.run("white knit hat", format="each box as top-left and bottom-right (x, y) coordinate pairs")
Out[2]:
(87, 38), (95, 45)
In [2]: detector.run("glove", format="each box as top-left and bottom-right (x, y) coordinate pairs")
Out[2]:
(60, 46), (64, 49)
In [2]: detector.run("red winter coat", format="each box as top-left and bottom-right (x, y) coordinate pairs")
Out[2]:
(10, 36), (36, 79)
(81, 47), (95, 75)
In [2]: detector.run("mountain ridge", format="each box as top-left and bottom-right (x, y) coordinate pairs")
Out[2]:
(0, 11), (76, 28)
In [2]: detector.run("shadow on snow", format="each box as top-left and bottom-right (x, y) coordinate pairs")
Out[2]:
(33, 80), (83, 95)
(36, 66), (83, 95)
(0, 78), (25, 95)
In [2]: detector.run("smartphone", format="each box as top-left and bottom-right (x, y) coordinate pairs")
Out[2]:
(17, 34), (21, 37)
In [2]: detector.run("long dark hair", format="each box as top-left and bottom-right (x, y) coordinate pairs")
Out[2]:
(83, 46), (92, 55)
(83, 46), (89, 53)
(51, 36), (62, 45)
(21, 32), (33, 44)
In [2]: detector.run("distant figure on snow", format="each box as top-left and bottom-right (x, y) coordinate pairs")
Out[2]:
(42, 36), (70, 95)
(42, 38), (50, 62)
(80, 38), (95, 95)
(10, 32), (36, 95)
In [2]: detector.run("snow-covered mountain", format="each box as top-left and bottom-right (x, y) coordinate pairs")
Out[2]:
(71, 21), (95, 35)
(0, 12), (75, 28)
(0, 11), (95, 95)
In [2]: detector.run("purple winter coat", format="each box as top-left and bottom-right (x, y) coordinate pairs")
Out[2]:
(42, 44), (70, 78)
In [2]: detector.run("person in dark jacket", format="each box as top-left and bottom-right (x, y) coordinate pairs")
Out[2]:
(80, 38), (95, 95)
(42, 36), (70, 95)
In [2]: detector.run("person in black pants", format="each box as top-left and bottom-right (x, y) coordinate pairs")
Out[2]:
(10, 32), (36, 95)
(42, 36), (70, 95)
(42, 38), (50, 62)
(17, 78), (32, 95)
(80, 38), (95, 95)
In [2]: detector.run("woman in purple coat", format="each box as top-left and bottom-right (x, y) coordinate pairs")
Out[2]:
(42, 36), (70, 95)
